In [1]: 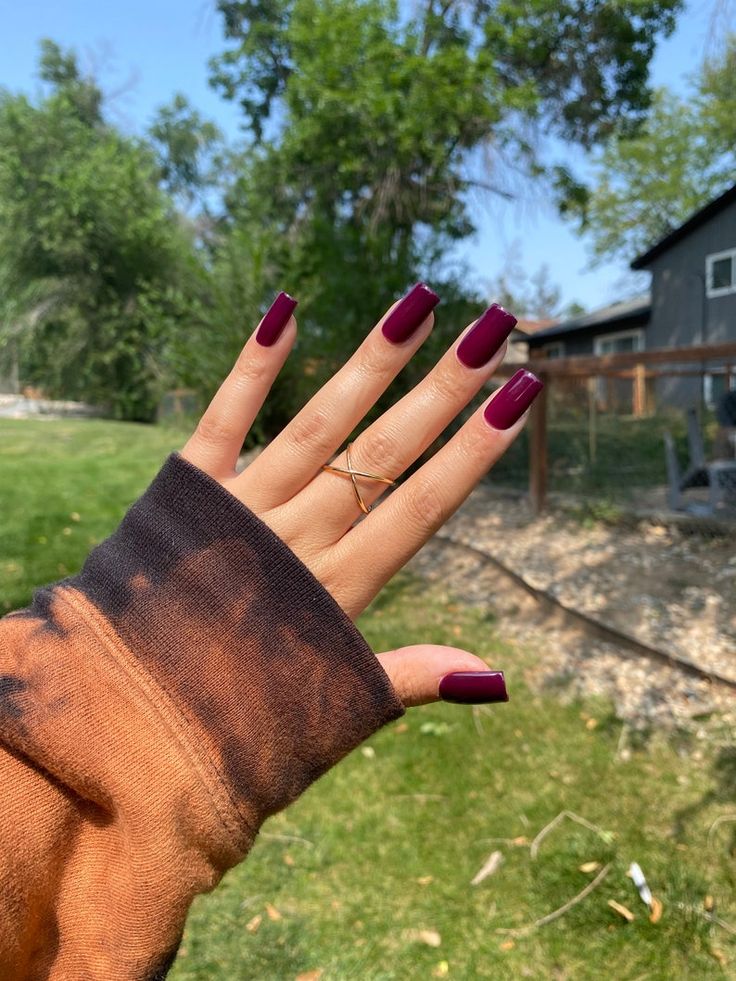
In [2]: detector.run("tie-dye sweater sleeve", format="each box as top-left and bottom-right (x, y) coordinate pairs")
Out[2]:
(0, 451), (405, 979)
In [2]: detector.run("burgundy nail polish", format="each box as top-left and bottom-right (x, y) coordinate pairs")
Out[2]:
(256, 291), (298, 346)
(382, 282), (440, 344)
(457, 304), (517, 369)
(484, 369), (543, 430)
(438, 671), (509, 704)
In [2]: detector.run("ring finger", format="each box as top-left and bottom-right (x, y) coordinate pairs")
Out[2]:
(324, 368), (544, 618)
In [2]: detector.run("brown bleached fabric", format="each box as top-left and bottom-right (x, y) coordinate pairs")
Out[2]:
(0, 451), (405, 979)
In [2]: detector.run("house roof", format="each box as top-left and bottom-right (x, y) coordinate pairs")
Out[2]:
(513, 317), (558, 337)
(631, 182), (736, 270)
(526, 295), (651, 345)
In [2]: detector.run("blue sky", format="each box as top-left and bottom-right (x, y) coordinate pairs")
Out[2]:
(2, 0), (732, 312)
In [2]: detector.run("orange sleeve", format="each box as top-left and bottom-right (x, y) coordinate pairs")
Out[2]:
(0, 452), (404, 979)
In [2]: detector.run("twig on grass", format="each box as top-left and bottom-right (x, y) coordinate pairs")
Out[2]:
(530, 810), (612, 860)
(394, 794), (447, 802)
(497, 863), (612, 937)
(707, 813), (736, 847)
(675, 903), (736, 935)
(260, 833), (314, 847)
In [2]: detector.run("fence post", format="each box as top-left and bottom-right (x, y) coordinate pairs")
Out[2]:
(633, 363), (646, 417)
(529, 372), (548, 514)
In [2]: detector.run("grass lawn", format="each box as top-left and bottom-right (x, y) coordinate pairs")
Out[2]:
(2, 418), (735, 979)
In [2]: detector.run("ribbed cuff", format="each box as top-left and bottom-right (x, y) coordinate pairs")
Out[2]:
(68, 452), (405, 834)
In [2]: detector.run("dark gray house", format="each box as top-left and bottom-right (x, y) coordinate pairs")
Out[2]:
(528, 183), (736, 409)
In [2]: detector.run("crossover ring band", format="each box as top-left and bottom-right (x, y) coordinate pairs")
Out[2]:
(321, 442), (397, 515)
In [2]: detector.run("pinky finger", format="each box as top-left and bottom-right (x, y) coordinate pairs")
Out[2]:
(180, 292), (298, 478)
(330, 369), (543, 618)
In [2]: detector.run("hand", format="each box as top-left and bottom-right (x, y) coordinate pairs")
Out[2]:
(179, 284), (542, 707)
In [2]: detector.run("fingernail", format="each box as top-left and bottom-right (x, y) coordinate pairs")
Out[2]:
(256, 291), (298, 346)
(382, 282), (440, 344)
(484, 369), (543, 430)
(457, 304), (517, 369)
(439, 671), (509, 704)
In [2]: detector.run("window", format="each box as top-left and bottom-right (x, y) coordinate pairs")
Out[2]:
(593, 329), (645, 356)
(545, 342), (564, 359)
(704, 371), (736, 410)
(706, 248), (736, 298)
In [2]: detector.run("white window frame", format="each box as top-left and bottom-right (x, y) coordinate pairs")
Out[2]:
(703, 370), (736, 410)
(706, 248), (736, 298)
(593, 328), (645, 355)
(545, 341), (564, 359)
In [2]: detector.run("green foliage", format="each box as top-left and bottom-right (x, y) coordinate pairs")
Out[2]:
(0, 42), (197, 420)
(572, 36), (736, 263)
(201, 0), (680, 426)
(148, 94), (222, 204)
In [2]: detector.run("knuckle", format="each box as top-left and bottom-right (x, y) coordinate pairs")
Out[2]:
(355, 427), (404, 477)
(194, 412), (237, 447)
(402, 477), (446, 534)
(287, 407), (335, 459)
(232, 349), (268, 385)
(355, 339), (395, 381)
(428, 364), (464, 404)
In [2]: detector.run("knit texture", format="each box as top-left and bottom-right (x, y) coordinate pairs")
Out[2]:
(0, 452), (405, 978)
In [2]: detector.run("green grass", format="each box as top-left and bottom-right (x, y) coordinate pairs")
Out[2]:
(2, 418), (736, 979)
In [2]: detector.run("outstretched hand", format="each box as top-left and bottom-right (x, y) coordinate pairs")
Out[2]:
(180, 284), (542, 707)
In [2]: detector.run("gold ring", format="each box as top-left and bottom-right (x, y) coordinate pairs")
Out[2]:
(321, 442), (397, 514)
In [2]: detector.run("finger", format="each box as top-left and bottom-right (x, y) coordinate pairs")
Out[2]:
(180, 292), (298, 478)
(326, 369), (543, 618)
(236, 282), (439, 509)
(301, 304), (516, 540)
(375, 645), (504, 708)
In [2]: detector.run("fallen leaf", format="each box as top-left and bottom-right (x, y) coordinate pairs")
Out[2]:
(608, 900), (635, 922)
(296, 971), (323, 981)
(711, 949), (728, 968)
(265, 903), (283, 921)
(406, 929), (441, 947)
(649, 897), (663, 924)
(432, 961), (450, 977)
(579, 861), (601, 874)
(394, 722), (409, 734)
(585, 717), (598, 730)
(361, 746), (376, 759)
(246, 914), (262, 934)
(417, 876), (434, 886)
(283, 853), (295, 866)
(499, 940), (515, 952)
(513, 836), (529, 846)
(704, 895), (715, 912)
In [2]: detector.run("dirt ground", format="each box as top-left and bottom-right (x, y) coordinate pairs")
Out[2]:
(409, 484), (736, 733)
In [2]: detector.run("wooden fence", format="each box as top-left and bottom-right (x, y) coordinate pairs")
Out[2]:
(495, 341), (736, 513)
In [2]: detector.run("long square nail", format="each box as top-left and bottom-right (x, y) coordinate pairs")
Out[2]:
(484, 369), (543, 430)
(457, 304), (517, 369)
(382, 282), (440, 344)
(256, 291), (298, 346)
(439, 671), (508, 704)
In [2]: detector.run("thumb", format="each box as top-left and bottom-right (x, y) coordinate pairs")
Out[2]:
(375, 645), (508, 709)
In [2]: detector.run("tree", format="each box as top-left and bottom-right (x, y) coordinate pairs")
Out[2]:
(148, 94), (222, 207)
(204, 0), (680, 413)
(0, 42), (196, 420)
(571, 35), (736, 263)
(488, 244), (583, 319)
